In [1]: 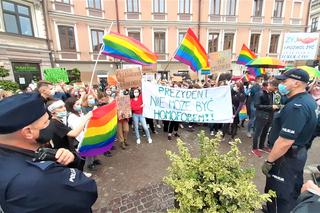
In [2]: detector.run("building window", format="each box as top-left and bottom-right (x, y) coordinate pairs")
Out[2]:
(154, 32), (166, 54)
(269, 34), (279, 53)
(178, 31), (186, 44)
(58, 26), (76, 50)
(55, 0), (70, 4)
(128, 31), (141, 41)
(210, 0), (220, 15)
(250, 34), (260, 53)
(127, 0), (139, 12)
(226, 0), (236, 16)
(223, 33), (234, 50)
(91, 29), (104, 51)
(2, 1), (33, 36)
(311, 17), (318, 32)
(253, 0), (263, 17)
(208, 33), (219, 53)
(87, 0), (101, 9)
(179, 0), (190, 14)
(153, 0), (165, 13)
(273, 0), (283, 17)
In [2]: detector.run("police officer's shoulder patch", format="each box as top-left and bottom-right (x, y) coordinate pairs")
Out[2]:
(26, 161), (56, 171)
(293, 103), (302, 109)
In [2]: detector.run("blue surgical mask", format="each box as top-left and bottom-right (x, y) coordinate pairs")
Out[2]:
(278, 84), (290, 95)
(56, 111), (67, 118)
(74, 105), (82, 112)
(88, 99), (95, 106)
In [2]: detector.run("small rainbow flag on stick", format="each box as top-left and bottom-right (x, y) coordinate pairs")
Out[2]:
(239, 105), (248, 121)
(102, 32), (158, 65)
(174, 28), (209, 72)
(79, 101), (117, 157)
(236, 44), (265, 77)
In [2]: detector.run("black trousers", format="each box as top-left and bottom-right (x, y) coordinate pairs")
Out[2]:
(209, 123), (222, 132)
(163, 120), (170, 132)
(265, 148), (307, 213)
(168, 121), (179, 134)
(252, 117), (271, 149)
(146, 118), (155, 133)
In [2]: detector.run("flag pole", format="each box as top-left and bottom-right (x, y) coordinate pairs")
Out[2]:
(89, 22), (114, 88)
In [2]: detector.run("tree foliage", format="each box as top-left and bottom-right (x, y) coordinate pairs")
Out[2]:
(0, 67), (10, 79)
(164, 131), (275, 213)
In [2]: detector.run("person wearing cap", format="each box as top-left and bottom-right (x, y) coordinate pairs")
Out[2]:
(261, 68), (318, 213)
(0, 93), (97, 212)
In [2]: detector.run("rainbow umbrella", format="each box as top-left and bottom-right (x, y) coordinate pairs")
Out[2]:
(246, 57), (285, 68)
(297, 66), (320, 79)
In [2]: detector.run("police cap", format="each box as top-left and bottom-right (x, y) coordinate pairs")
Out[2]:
(0, 93), (46, 134)
(275, 68), (310, 83)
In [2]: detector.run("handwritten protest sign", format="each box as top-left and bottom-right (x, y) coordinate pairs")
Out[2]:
(281, 33), (320, 61)
(116, 95), (132, 119)
(44, 68), (69, 83)
(142, 81), (233, 123)
(142, 64), (157, 73)
(209, 49), (232, 73)
(116, 68), (142, 89)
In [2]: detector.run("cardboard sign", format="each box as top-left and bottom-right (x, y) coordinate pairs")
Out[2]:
(209, 49), (232, 73)
(116, 95), (132, 119)
(116, 68), (142, 89)
(172, 76), (183, 82)
(142, 81), (233, 123)
(44, 68), (69, 83)
(142, 64), (157, 73)
(280, 33), (320, 61)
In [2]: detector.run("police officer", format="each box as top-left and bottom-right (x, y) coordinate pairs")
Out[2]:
(261, 68), (318, 213)
(0, 93), (97, 212)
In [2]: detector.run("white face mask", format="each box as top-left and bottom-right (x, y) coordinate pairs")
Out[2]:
(134, 92), (139, 97)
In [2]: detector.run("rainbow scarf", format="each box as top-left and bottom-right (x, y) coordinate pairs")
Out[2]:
(174, 28), (209, 72)
(102, 32), (158, 65)
(79, 101), (117, 157)
(239, 105), (248, 121)
(236, 44), (265, 77)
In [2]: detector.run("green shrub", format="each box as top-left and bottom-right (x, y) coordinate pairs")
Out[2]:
(164, 131), (275, 213)
(0, 80), (19, 92)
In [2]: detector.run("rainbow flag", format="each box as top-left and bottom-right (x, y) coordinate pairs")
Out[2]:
(239, 105), (248, 121)
(79, 101), (117, 157)
(174, 28), (209, 72)
(102, 32), (158, 65)
(201, 67), (211, 75)
(242, 73), (250, 81)
(236, 44), (265, 77)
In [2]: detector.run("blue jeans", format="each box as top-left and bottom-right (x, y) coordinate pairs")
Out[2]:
(132, 113), (151, 140)
(247, 103), (256, 133)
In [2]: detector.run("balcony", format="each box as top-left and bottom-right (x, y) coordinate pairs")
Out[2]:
(290, 18), (302, 25)
(251, 16), (264, 23)
(178, 13), (192, 21)
(272, 17), (284, 24)
(54, 1), (73, 13)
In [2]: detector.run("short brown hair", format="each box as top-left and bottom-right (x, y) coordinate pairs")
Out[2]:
(37, 80), (52, 90)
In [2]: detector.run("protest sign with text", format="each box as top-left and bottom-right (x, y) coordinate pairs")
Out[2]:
(116, 95), (132, 119)
(209, 49), (232, 73)
(116, 68), (142, 89)
(142, 81), (233, 123)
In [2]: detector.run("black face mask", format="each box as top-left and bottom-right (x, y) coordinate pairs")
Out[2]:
(36, 126), (53, 144)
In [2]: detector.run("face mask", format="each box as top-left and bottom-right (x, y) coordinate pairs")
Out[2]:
(278, 84), (290, 95)
(233, 86), (239, 92)
(134, 92), (139, 97)
(50, 89), (55, 96)
(36, 127), (53, 144)
(106, 91), (112, 95)
(74, 105), (82, 112)
(56, 111), (67, 118)
(88, 99), (95, 106)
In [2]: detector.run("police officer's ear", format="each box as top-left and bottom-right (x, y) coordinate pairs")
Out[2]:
(20, 125), (36, 140)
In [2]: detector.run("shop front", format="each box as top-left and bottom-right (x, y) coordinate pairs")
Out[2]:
(12, 62), (42, 90)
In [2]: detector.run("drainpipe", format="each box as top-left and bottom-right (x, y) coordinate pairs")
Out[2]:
(42, 0), (55, 68)
(115, 0), (120, 33)
(305, 0), (311, 32)
(197, 0), (201, 39)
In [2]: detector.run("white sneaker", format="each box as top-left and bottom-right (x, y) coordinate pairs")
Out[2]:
(156, 124), (161, 129)
(148, 138), (152, 144)
(179, 124), (184, 129)
(210, 131), (214, 136)
(83, 172), (92, 178)
(136, 139), (141, 144)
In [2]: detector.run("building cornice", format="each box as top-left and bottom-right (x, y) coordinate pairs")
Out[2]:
(0, 44), (50, 53)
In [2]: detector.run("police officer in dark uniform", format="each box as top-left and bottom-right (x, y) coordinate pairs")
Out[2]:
(0, 93), (97, 212)
(261, 68), (318, 213)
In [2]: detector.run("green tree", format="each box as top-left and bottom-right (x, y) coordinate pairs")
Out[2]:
(164, 131), (275, 213)
(68, 68), (81, 83)
(0, 67), (10, 80)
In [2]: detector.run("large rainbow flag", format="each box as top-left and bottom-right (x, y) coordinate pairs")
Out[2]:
(79, 101), (117, 157)
(239, 105), (248, 121)
(102, 32), (158, 65)
(236, 44), (265, 77)
(174, 28), (209, 72)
